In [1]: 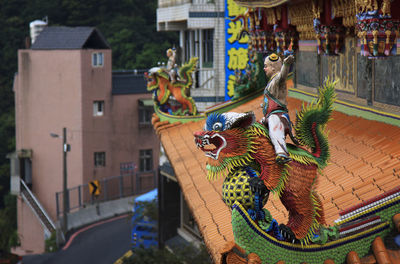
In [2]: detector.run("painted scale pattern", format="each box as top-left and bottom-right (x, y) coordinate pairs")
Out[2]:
(222, 168), (257, 210)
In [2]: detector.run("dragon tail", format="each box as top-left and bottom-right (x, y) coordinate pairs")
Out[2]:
(294, 78), (337, 169)
(179, 57), (199, 89)
(178, 57), (198, 115)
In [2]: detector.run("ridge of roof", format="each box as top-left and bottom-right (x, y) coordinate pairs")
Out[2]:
(31, 26), (110, 50)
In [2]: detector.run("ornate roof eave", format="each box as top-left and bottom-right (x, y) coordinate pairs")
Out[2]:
(233, 0), (305, 9)
(233, 0), (289, 8)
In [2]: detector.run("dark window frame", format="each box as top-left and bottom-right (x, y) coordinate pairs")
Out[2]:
(202, 29), (214, 68)
(94, 152), (106, 167)
(138, 106), (153, 127)
(93, 100), (105, 116)
(139, 149), (153, 172)
(92, 52), (104, 67)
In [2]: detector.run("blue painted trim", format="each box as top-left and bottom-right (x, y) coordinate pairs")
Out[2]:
(189, 12), (224, 18)
(192, 96), (225, 102)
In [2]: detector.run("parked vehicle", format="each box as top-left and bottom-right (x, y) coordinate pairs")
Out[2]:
(131, 189), (158, 249)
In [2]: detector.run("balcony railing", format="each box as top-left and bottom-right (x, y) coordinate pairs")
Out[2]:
(158, 0), (192, 8)
(194, 68), (214, 89)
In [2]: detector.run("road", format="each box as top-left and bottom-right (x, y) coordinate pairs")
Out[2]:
(23, 215), (131, 264)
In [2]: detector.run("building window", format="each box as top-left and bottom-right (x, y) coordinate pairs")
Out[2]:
(93, 101), (104, 116)
(139, 107), (152, 126)
(139, 149), (153, 172)
(139, 100), (153, 127)
(92, 52), (104, 67)
(202, 29), (214, 68)
(94, 152), (106, 167)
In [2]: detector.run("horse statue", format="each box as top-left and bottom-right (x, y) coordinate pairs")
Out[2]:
(145, 57), (198, 115)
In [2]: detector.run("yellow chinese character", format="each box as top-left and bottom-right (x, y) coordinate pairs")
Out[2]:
(227, 21), (249, 44)
(227, 0), (247, 17)
(228, 48), (248, 70)
(227, 74), (236, 97)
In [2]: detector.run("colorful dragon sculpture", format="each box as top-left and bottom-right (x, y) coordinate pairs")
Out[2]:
(145, 57), (198, 115)
(194, 79), (337, 245)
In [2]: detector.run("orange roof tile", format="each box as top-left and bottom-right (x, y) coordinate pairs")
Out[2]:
(156, 94), (400, 263)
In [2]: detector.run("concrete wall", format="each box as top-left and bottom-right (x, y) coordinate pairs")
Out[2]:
(16, 49), (84, 220)
(374, 56), (400, 106)
(81, 49), (113, 184)
(356, 54), (370, 100)
(67, 195), (134, 231)
(110, 93), (160, 190)
(17, 197), (45, 254)
(295, 51), (319, 89)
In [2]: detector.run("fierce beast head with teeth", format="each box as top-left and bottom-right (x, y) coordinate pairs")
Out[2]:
(193, 112), (260, 180)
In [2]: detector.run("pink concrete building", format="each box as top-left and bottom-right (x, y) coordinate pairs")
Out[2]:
(11, 26), (159, 254)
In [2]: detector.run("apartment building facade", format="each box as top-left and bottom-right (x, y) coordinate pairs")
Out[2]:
(12, 26), (159, 253)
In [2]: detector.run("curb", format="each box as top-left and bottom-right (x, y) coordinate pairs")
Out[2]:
(114, 249), (133, 264)
(63, 214), (129, 251)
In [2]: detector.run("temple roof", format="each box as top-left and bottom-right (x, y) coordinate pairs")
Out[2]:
(154, 82), (400, 263)
(233, 0), (305, 8)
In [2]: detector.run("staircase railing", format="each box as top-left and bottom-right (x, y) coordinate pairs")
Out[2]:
(20, 179), (56, 234)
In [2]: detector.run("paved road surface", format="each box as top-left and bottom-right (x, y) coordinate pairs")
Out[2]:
(23, 215), (131, 264)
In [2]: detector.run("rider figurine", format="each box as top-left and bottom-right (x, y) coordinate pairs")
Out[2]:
(261, 53), (295, 165)
(166, 48), (178, 84)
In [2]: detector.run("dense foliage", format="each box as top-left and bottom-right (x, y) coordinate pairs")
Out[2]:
(122, 244), (212, 264)
(136, 199), (158, 221)
(0, 0), (178, 253)
(0, 194), (19, 252)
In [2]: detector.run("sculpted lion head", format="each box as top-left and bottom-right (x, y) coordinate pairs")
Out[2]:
(144, 67), (163, 91)
(194, 112), (258, 180)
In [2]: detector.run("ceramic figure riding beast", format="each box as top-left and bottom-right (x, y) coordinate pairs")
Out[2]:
(194, 75), (337, 244)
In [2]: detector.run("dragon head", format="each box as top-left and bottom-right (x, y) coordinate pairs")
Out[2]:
(144, 67), (161, 91)
(194, 112), (257, 180)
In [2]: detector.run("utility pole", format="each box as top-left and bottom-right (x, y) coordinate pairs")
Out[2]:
(63, 127), (69, 234)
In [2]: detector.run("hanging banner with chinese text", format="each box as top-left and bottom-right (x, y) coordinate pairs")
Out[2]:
(225, 0), (249, 100)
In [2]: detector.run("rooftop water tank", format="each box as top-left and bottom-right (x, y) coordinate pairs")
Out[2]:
(29, 17), (48, 44)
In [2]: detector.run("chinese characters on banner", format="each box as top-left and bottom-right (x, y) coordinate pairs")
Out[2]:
(225, 0), (248, 100)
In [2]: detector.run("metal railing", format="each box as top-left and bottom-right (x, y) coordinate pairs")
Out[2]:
(197, 68), (215, 89)
(56, 171), (156, 219)
(192, 68), (215, 90)
(21, 179), (56, 234)
(158, 0), (192, 8)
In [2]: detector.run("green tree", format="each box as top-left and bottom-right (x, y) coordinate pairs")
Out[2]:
(0, 194), (19, 252)
(136, 198), (158, 221)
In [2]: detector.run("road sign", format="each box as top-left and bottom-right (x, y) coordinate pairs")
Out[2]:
(89, 180), (100, 196)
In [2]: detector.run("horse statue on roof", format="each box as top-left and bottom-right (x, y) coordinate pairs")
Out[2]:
(145, 57), (198, 116)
